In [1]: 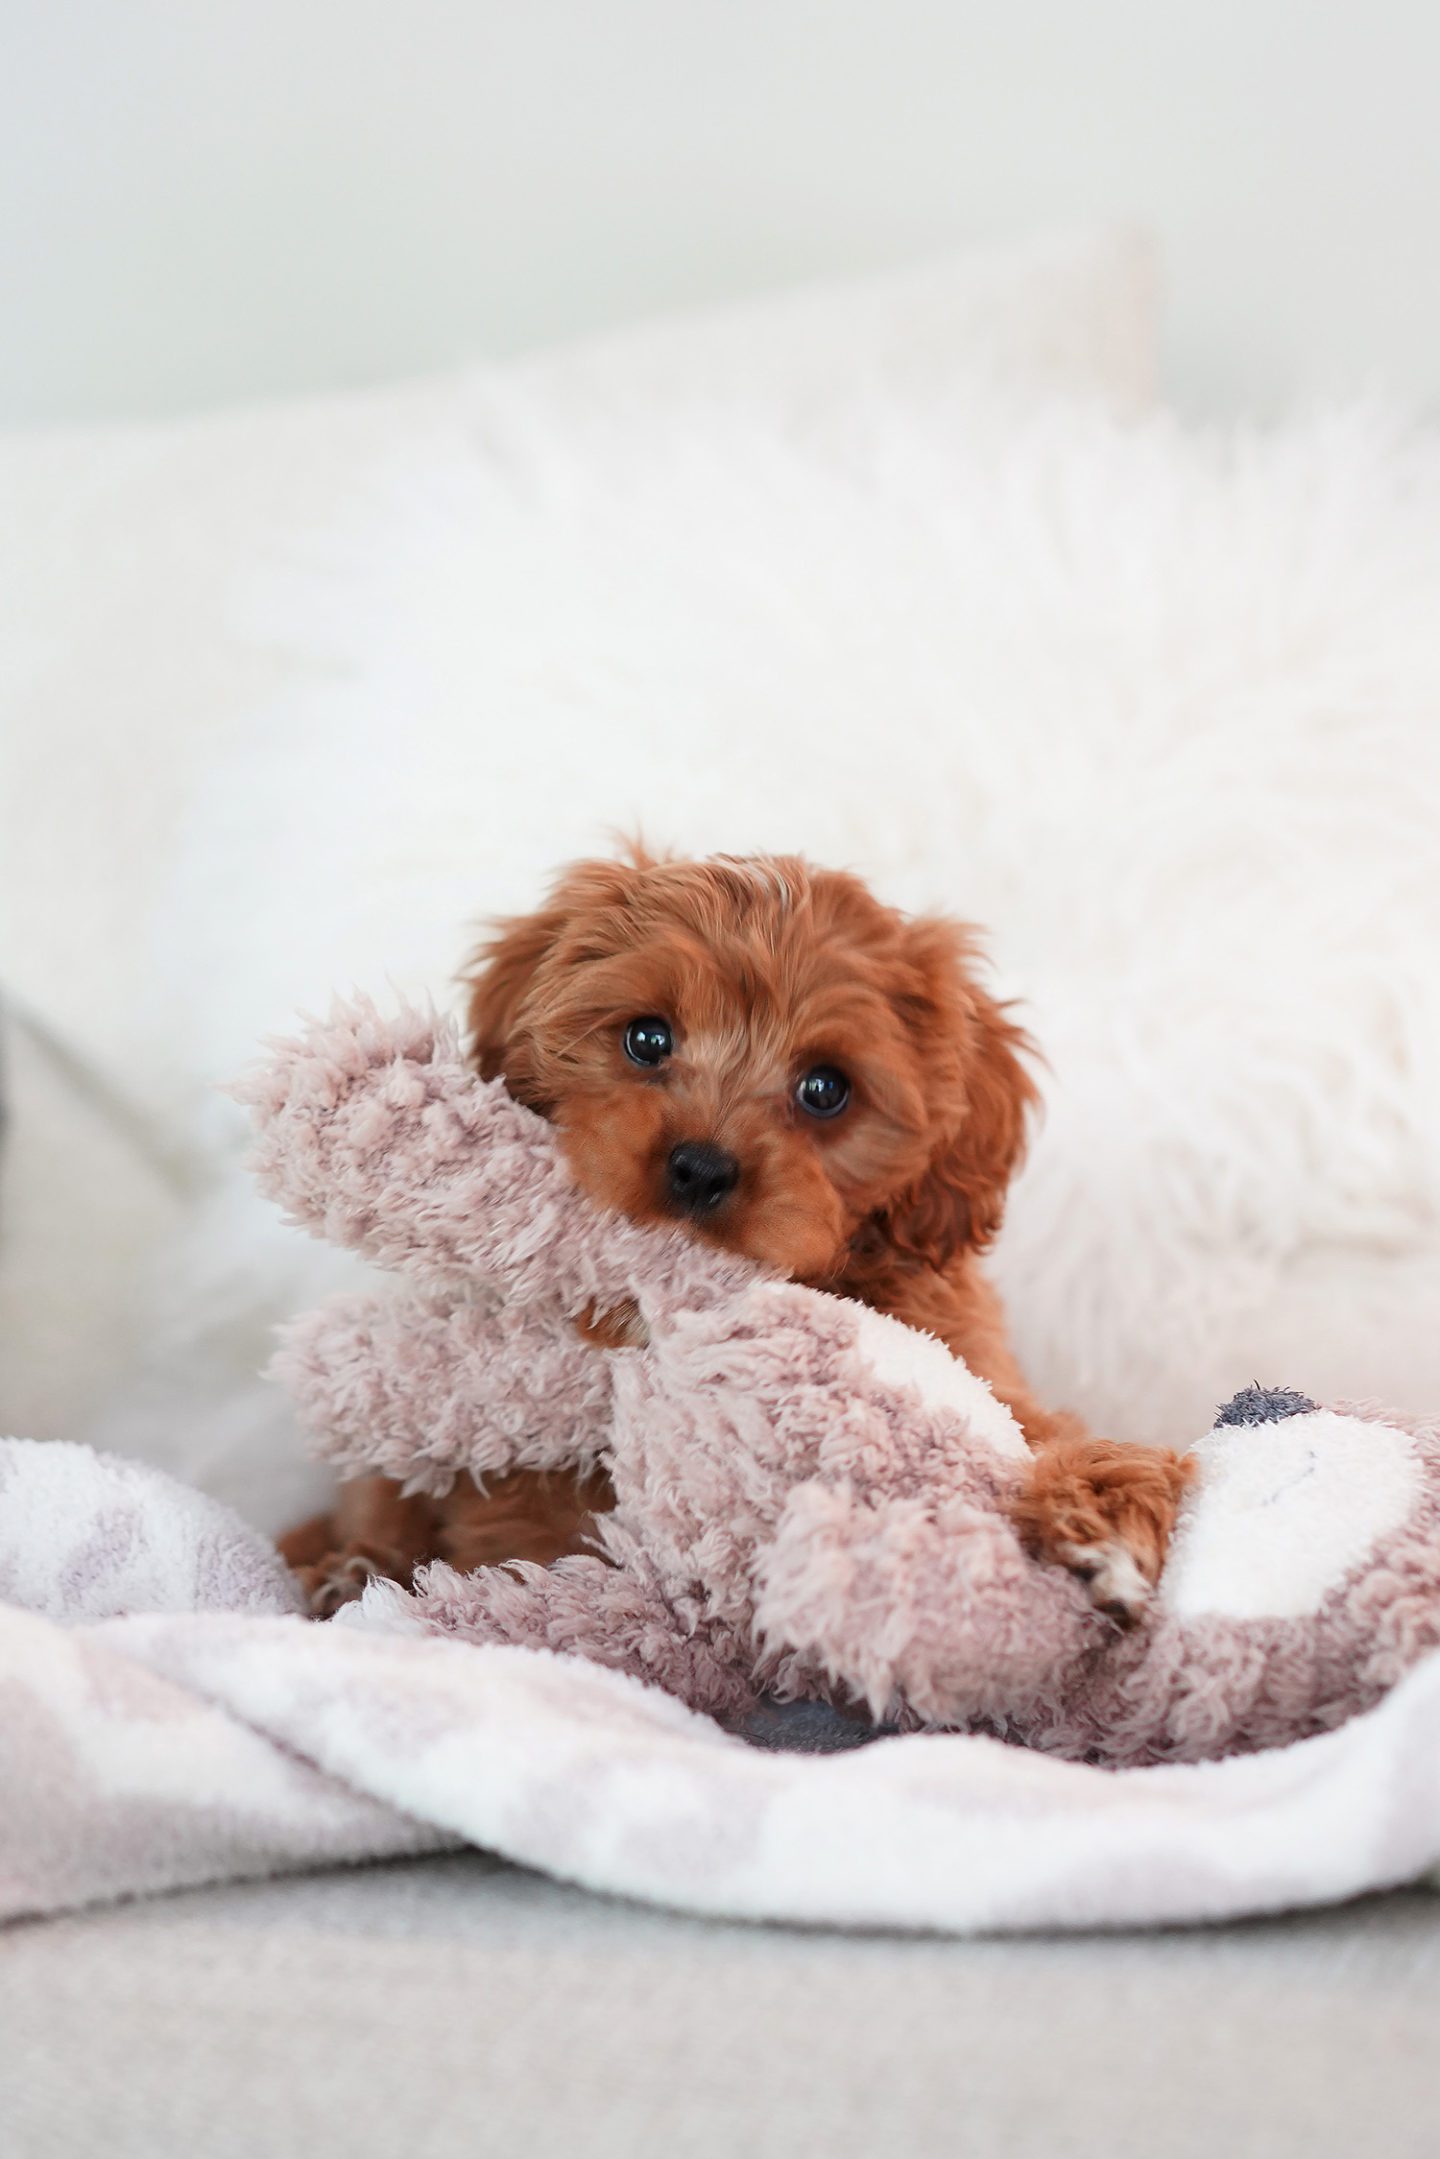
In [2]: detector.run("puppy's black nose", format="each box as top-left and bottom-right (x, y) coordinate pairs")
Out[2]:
(667, 1140), (740, 1215)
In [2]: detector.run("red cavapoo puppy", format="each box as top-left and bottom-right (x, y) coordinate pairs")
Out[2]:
(285, 850), (1189, 1620)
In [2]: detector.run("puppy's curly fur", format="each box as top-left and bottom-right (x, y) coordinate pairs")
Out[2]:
(288, 851), (1189, 1620)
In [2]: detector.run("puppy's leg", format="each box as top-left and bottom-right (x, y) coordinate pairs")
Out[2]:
(917, 1263), (1192, 1623)
(280, 1475), (437, 1617)
(284, 1466), (617, 1612)
(1009, 1432), (1193, 1624)
(433, 1465), (616, 1571)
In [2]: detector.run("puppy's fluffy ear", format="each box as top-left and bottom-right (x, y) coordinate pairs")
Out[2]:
(464, 854), (645, 1105)
(879, 920), (1037, 1266)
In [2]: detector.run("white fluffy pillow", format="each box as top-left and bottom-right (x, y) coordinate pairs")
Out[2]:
(0, 225), (1159, 1510)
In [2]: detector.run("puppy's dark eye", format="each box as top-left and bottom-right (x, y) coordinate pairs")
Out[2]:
(623, 1016), (673, 1067)
(796, 1066), (850, 1119)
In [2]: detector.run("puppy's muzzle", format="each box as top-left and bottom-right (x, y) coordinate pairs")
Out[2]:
(666, 1141), (740, 1217)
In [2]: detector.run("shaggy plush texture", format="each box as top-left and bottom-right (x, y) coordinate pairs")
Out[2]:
(237, 994), (1440, 1766)
(7, 1428), (1440, 1935)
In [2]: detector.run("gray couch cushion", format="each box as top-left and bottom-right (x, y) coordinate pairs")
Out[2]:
(4, 1855), (1438, 2159)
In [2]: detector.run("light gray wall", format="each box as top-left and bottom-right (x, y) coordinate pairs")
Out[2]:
(4, 0), (1437, 425)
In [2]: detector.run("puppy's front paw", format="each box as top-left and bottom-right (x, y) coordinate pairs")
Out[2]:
(292, 1545), (404, 1619)
(1011, 1437), (1193, 1625)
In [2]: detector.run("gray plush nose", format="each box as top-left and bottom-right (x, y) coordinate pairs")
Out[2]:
(667, 1141), (740, 1215)
(1215, 1384), (1317, 1428)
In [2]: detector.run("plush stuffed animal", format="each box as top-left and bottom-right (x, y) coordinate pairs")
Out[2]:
(239, 996), (1440, 1768)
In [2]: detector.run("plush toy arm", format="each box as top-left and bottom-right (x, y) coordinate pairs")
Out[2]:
(756, 1480), (1096, 1728)
(235, 995), (751, 1317)
(272, 1287), (616, 1495)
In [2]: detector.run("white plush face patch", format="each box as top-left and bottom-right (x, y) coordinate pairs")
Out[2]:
(1159, 1410), (1420, 1621)
(850, 1304), (1029, 1461)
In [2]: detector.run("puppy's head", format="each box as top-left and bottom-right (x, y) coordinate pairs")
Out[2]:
(465, 851), (1035, 1283)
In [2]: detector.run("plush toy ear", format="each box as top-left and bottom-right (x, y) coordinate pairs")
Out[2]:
(463, 852), (650, 1108)
(876, 920), (1038, 1265)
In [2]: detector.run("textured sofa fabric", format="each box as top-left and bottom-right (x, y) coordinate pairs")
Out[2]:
(5, 1856), (1440, 2159)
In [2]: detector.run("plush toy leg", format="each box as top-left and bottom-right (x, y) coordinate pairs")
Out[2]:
(755, 1480), (1096, 1728)
(394, 1553), (763, 1721)
(273, 1287), (615, 1491)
